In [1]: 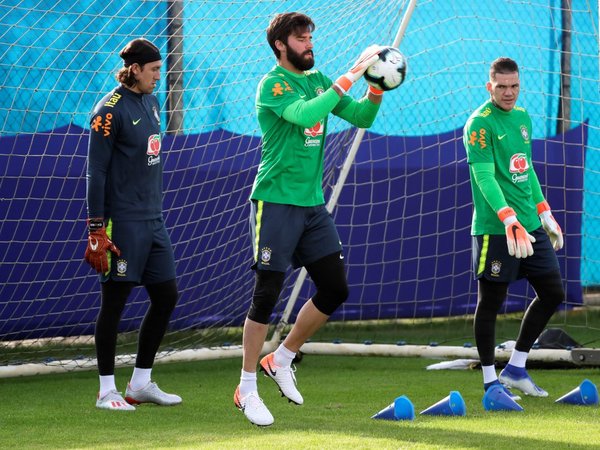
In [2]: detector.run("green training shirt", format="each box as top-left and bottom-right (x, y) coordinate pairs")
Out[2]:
(252, 64), (379, 206)
(463, 100), (544, 235)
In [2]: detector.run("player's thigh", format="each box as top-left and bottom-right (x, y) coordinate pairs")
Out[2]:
(250, 200), (305, 271)
(472, 234), (520, 283)
(106, 220), (153, 283)
(142, 219), (176, 285)
(293, 205), (342, 268)
(518, 227), (560, 278)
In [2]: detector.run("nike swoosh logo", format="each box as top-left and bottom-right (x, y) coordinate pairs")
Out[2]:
(133, 118), (141, 125)
(498, 134), (507, 140)
(339, 253), (344, 260)
(89, 237), (98, 251)
(299, 94), (306, 99)
(267, 360), (277, 376)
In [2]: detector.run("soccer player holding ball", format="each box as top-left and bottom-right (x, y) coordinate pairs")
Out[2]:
(463, 57), (565, 400)
(234, 12), (385, 426)
(85, 38), (181, 410)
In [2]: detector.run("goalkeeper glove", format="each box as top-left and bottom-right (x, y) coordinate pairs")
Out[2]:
(335, 45), (382, 94)
(84, 218), (121, 273)
(537, 200), (564, 251)
(498, 206), (536, 259)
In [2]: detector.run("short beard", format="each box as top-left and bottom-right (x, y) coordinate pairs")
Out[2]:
(286, 45), (314, 71)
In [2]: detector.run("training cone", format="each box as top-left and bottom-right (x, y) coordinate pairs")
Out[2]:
(372, 395), (415, 420)
(482, 384), (524, 412)
(420, 391), (466, 416)
(555, 379), (599, 406)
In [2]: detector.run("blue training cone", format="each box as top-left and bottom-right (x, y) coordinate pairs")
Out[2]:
(420, 391), (466, 416)
(482, 384), (524, 412)
(372, 395), (415, 420)
(555, 379), (599, 406)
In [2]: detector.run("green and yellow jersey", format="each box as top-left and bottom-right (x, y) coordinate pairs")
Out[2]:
(252, 65), (380, 206)
(463, 100), (544, 235)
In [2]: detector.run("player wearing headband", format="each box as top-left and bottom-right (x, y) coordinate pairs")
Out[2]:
(85, 38), (181, 411)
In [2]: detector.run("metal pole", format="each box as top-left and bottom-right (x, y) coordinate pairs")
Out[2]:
(557, 0), (572, 134)
(166, 0), (184, 134)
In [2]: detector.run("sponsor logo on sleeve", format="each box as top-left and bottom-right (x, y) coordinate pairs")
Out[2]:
(91, 113), (112, 137)
(468, 128), (487, 149)
(104, 92), (122, 108)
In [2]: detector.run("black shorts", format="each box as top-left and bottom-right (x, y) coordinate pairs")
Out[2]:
(472, 227), (560, 282)
(103, 218), (176, 285)
(250, 200), (342, 272)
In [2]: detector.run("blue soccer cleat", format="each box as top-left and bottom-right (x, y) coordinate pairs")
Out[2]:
(499, 364), (548, 397)
(485, 380), (521, 401)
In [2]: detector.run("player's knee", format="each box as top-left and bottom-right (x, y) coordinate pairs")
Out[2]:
(312, 280), (349, 316)
(146, 279), (179, 314)
(248, 270), (285, 324)
(532, 271), (565, 310)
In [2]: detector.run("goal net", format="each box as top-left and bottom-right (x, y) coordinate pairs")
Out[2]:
(1, 0), (599, 376)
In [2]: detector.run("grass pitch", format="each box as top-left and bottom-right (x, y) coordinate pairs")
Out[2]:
(1, 355), (598, 449)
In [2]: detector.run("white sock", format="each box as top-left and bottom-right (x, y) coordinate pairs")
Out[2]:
(99, 375), (117, 398)
(482, 365), (498, 384)
(129, 367), (152, 390)
(239, 370), (257, 397)
(508, 350), (528, 368)
(273, 344), (296, 367)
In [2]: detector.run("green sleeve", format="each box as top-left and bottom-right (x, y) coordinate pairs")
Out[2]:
(333, 95), (380, 128)
(281, 88), (341, 128)
(471, 162), (509, 213)
(529, 165), (545, 205)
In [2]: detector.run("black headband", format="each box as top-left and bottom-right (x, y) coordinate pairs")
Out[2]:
(121, 50), (162, 67)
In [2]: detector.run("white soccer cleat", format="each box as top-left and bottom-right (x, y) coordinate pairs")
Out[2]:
(499, 365), (548, 397)
(96, 390), (136, 411)
(260, 352), (304, 405)
(234, 386), (274, 427)
(124, 381), (182, 406)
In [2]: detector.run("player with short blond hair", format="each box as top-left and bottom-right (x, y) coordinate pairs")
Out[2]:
(464, 57), (565, 400)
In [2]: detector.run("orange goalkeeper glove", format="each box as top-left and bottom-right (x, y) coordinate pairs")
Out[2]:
(498, 207), (536, 259)
(84, 218), (121, 273)
(335, 45), (382, 93)
(537, 200), (563, 251)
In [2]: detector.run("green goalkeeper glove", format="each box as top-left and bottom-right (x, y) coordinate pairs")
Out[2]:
(498, 207), (536, 259)
(537, 200), (563, 251)
(84, 218), (121, 273)
(335, 45), (382, 93)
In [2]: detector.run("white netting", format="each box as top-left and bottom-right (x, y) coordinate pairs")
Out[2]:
(0, 0), (598, 374)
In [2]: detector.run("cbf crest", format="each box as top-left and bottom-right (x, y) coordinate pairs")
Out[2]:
(260, 247), (272, 265)
(520, 125), (529, 142)
(116, 259), (128, 276)
(490, 260), (502, 277)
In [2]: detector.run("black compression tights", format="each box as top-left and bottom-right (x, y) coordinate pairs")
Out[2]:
(474, 271), (564, 366)
(95, 279), (178, 375)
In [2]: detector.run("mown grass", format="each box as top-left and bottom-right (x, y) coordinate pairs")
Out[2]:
(1, 355), (599, 449)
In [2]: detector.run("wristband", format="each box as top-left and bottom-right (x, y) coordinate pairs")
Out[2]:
(368, 85), (384, 96)
(497, 207), (516, 223)
(87, 218), (104, 232)
(334, 75), (352, 94)
(536, 200), (551, 215)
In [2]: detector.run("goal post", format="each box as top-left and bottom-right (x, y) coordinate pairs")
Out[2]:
(1, 1), (599, 378)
